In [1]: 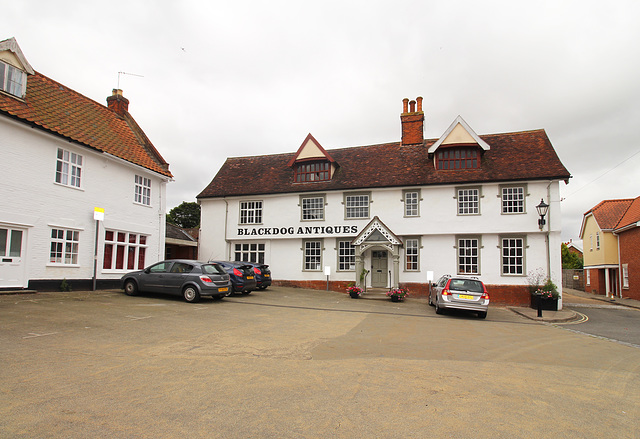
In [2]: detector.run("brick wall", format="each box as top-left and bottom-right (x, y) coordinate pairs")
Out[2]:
(619, 227), (640, 300)
(274, 280), (532, 306)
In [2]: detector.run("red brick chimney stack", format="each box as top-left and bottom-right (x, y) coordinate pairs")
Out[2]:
(107, 89), (129, 116)
(401, 96), (424, 146)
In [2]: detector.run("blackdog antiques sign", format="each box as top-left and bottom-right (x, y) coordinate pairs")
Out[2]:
(237, 225), (358, 237)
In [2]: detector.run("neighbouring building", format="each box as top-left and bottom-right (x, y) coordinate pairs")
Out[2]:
(165, 223), (198, 260)
(197, 97), (571, 306)
(580, 196), (640, 300)
(0, 37), (172, 290)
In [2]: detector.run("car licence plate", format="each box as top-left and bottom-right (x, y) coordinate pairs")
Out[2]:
(219, 287), (228, 292)
(247, 276), (254, 280)
(264, 274), (270, 278)
(458, 294), (474, 300)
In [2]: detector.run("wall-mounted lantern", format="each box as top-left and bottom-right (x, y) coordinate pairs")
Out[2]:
(536, 199), (549, 230)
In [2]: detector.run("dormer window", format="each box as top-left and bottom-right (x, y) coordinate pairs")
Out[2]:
(288, 133), (338, 183)
(295, 161), (330, 182)
(436, 147), (479, 170)
(0, 61), (27, 98)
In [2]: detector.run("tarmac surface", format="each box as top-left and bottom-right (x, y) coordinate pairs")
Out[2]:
(509, 288), (640, 323)
(1, 286), (639, 438)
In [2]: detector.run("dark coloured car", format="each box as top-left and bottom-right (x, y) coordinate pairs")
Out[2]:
(121, 259), (231, 303)
(210, 261), (257, 294)
(236, 261), (271, 290)
(429, 274), (490, 318)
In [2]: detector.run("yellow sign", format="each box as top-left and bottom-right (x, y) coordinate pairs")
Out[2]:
(94, 207), (105, 221)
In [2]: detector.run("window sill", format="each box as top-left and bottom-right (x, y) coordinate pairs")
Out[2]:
(133, 202), (153, 208)
(46, 263), (80, 268)
(53, 182), (84, 191)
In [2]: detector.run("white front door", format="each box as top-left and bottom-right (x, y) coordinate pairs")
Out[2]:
(0, 227), (27, 288)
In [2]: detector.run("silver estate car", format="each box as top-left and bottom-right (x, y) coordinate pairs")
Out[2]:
(121, 259), (232, 303)
(429, 275), (490, 319)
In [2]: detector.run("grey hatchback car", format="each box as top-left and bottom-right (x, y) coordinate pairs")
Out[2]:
(121, 259), (232, 303)
(429, 275), (490, 318)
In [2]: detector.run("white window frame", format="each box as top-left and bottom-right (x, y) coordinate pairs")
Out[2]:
(103, 230), (148, 271)
(0, 61), (27, 98)
(234, 242), (266, 264)
(622, 264), (629, 289)
(500, 184), (527, 214)
(344, 192), (370, 219)
(303, 239), (323, 271)
(404, 237), (420, 271)
(134, 175), (152, 206)
(456, 187), (481, 215)
(456, 235), (480, 275)
(596, 232), (600, 250)
(500, 235), (526, 276)
(49, 228), (80, 265)
(586, 269), (591, 285)
(300, 195), (325, 221)
(337, 240), (355, 271)
(239, 201), (263, 225)
(403, 189), (420, 217)
(55, 148), (83, 188)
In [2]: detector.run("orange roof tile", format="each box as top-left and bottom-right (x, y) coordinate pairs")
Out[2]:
(586, 199), (634, 230)
(0, 71), (172, 178)
(615, 196), (640, 230)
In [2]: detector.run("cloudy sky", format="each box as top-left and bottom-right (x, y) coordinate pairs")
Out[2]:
(3, 0), (639, 244)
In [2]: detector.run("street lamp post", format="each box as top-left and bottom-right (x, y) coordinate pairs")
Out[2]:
(535, 199), (550, 317)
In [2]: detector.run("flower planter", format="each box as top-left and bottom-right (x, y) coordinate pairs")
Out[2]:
(530, 294), (558, 311)
(349, 291), (360, 299)
(390, 295), (401, 302)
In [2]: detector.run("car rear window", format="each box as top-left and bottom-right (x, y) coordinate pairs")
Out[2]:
(449, 279), (484, 292)
(202, 264), (227, 275)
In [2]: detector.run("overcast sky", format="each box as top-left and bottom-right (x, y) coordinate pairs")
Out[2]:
(3, 0), (639, 244)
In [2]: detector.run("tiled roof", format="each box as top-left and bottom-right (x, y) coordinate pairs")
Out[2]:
(198, 129), (570, 199)
(0, 71), (172, 178)
(166, 223), (197, 242)
(586, 199), (635, 230)
(615, 196), (640, 231)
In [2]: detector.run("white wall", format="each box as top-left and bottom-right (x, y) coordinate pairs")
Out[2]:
(199, 178), (564, 291)
(0, 116), (168, 286)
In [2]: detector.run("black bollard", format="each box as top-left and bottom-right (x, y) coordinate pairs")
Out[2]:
(537, 295), (543, 318)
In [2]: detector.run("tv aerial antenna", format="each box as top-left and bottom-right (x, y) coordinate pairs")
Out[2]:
(117, 71), (144, 89)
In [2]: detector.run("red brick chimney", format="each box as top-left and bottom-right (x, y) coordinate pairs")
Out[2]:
(401, 96), (424, 145)
(107, 89), (129, 116)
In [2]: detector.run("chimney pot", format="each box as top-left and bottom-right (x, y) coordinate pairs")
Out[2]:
(400, 96), (424, 146)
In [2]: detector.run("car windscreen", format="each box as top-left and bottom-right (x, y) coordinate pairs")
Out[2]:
(449, 279), (484, 292)
(202, 264), (227, 275)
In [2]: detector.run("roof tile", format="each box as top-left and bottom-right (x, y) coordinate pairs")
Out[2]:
(0, 71), (172, 178)
(198, 129), (571, 199)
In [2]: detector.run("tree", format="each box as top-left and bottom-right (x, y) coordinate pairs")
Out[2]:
(561, 243), (583, 269)
(167, 202), (201, 229)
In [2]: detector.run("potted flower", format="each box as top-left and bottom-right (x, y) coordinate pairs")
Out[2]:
(530, 278), (560, 310)
(347, 285), (363, 299)
(386, 287), (409, 302)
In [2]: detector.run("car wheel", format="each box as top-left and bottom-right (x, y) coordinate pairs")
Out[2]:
(242, 290), (252, 295)
(435, 300), (444, 315)
(478, 311), (487, 319)
(123, 280), (138, 296)
(428, 293), (433, 306)
(259, 286), (268, 290)
(183, 286), (200, 303)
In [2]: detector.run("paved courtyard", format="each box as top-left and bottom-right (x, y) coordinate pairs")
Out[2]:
(1, 287), (639, 438)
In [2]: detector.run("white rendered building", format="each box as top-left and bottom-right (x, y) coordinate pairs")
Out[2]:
(198, 97), (570, 306)
(0, 38), (172, 290)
